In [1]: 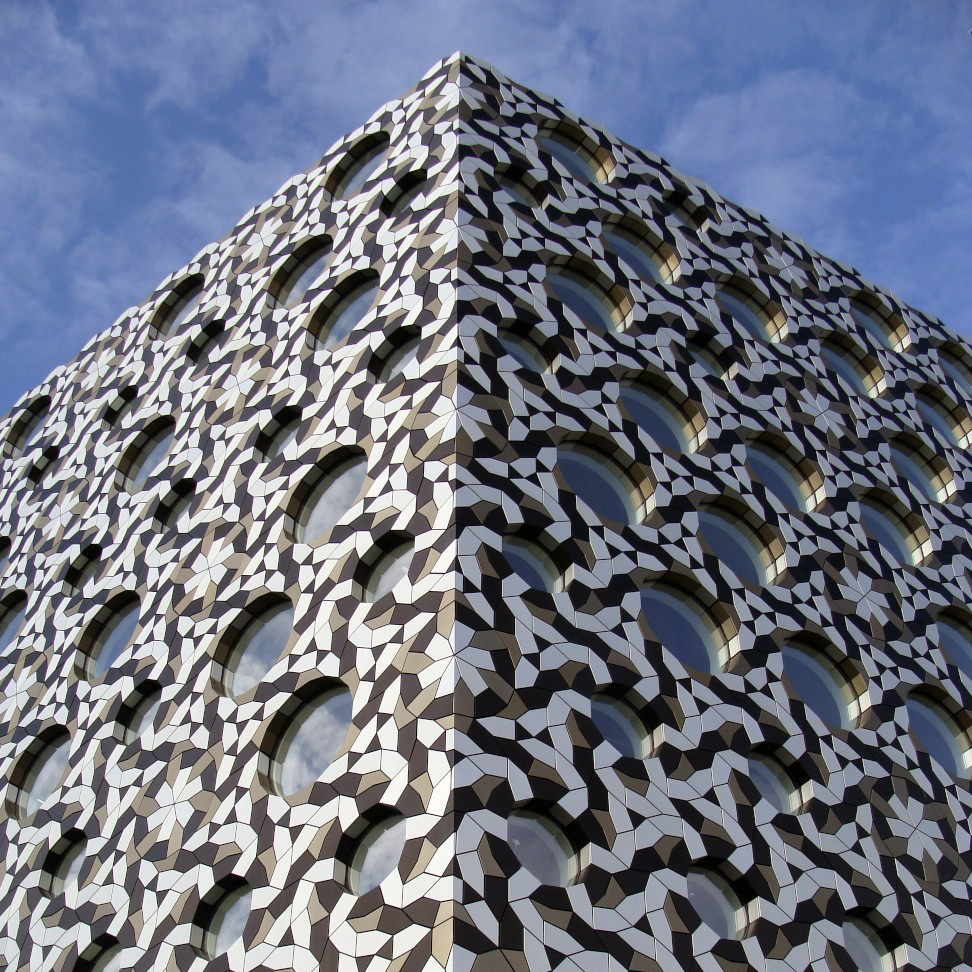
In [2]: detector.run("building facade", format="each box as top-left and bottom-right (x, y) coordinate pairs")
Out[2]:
(2, 52), (972, 972)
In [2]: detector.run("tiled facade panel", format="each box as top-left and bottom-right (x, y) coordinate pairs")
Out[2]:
(0, 51), (970, 972)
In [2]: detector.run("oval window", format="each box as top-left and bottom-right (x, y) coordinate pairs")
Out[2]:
(746, 752), (796, 814)
(745, 441), (808, 511)
(365, 540), (413, 601)
(697, 507), (768, 586)
(715, 287), (767, 341)
(820, 338), (869, 395)
(620, 384), (690, 453)
(546, 269), (619, 333)
(223, 600), (294, 697)
(781, 642), (854, 730)
(858, 497), (915, 565)
(156, 277), (204, 337)
(556, 446), (636, 525)
(11, 732), (71, 818)
(276, 239), (331, 307)
(203, 883), (252, 958)
(497, 329), (548, 372)
(537, 131), (596, 182)
(842, 915), (893, 972)
(296, 454), (368, 546)
(86, 597), (141, 679)
(640, 585), (721, 675)
(888, 441), (940, 502)
(590, 694), (647, 759)
(507, 810), (578, 886)
(503, 536), (561, 592)
(603, 227), (663, 284)
(380, 336), (421, 382)
(124, 420), (175, 491)
(937, 616), (972, 683)
(275, 686), (353, 796)
(317, 276), (379, 349)
(906, 692), (967, 777)
(0, 593), (27, 655)
(686, 867), (743, 939)
(849, 301), (895, 350)
(333, 137), (389, 199)
(351, 814), (408, 894)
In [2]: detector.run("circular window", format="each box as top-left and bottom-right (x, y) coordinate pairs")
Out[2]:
(257, 407), (302, 461)
(503, 536), (562, 592)
(8, 731), (71, 819)
(819, 337), (877, 397)
(8, 396), (50, 453)
(76, 940), (123, 972)
(888, 438), (948, 502)
(697, 506), (771, 586)
(313, 273), (379, 349)
(619, 383), (693, 453)
(364, 539), (413, 601)
(41, 829), (86, 896)
(116, 682), (164, 745)
(849, 300), (899, 351)
(940, 347), (972, 394)
(640, 585), (723, 675)
(937, 616), (972, 683)
(915, 391), (966, 447)
(546, 268), (622, 334)
(495, 168), (543, 210)
(590, 694), (648, 759)
(350, 814), (408, 894)
(381, 170), (428, 219)
(906, 692), (967, 777)
(497, 328), (549, 372)
(746, 752), (797, 814)
(781, 641), (858, 730)
(686, 867), (744, 939)
(603, 226), (664, 284)
(155, 276), (204, 338)
(274, 237), (331, 308)
(82, 597), (141, 679)
(507, 809), (578, 886)
(842, 915), (895, 972)
(538, 130), (597, 182)
(379, 335), (421, 382)
(273, 685), (353, 796)
(556, 446), (637, 525)
(332, 135), (389, 199)
(122, 419), (175, 491)
(221, 599), (294, 697)
(198, 882), (252, 959)
(294, 452), (368, 546)
(715, 286), (769, 341)
(858, 496), (920, 565)
(745, 440), (813, 512)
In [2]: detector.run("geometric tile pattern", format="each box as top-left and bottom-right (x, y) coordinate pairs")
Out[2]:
(1, 52), (972, 972)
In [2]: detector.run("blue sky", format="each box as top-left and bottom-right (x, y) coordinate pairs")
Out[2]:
(0, 0), (968, 414)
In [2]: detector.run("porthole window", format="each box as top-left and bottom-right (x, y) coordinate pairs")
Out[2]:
(507, 809), (578, 886)
(556, 445), (638, 525)
(746, 751), (798, 814)
(590, 693), (648, 759)
(842, 915), (895, 972)
(940, 346), (972, 395)
(76, 939), (123, 972)
(686, 867), (745, 939)
(195, 881), (252, 959)
(381, 169), (428, 219)
(219, 598), (294, 697)
(906, 692), (968, 777)
(8, 396), (50, 454)
(715, 286), (769, 341)
(311, 272), (379, 349)
(686, 328), (736, 381)
(781, 641), (861, 730)
(888, 438), (950, 502)
(603, 226), (664, 284)
(332, 134), (389, 199)
(363, 539), (413, 602)
(698, 506), (777, 586)
(503, 535), (562, 592)
(257, 407), (301, 461)
(378, 334), (421, 382)
(350, 814), (408, 894)
(494, 165), (544, 210)
(937, 615), (972, 683)
(620, 384), (702, 453)
(41, 829), (86, 896)
(745, 439), (818, 512)
(663, 189), (706, 231)
(292, 451), (368, 545)
(273, 237), (331, 307)
(80, 596), (141, 679)
(115, 681), (164, 744)
(0, 592), (28, 656)
(153, 275), (205, 338)
(849, 299), (906, 351)
(272, 685), (353, 796)
(546, 267), (624, 334)
(155, 479), (195, 530)
(858, 495), (925, 566)
(120, 418), (175, 491)
(819, 336), (883, 397)
(7, 730), (71, 819)
(496, 327), (549, 372)
(915, 390), (972, 448)
(640, 584), (724, 674)
(538, 127), (601, 182)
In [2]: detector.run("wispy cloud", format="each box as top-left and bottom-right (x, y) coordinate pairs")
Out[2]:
(0, 0), (968, 412)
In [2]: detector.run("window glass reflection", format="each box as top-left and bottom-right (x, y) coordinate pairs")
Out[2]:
(557, 447), (634, 524)
(843, 916), (891, 972)
(277, 687), (353, 795)
(335, 141), (388, 198)
(91, 600), (141, 678)
(164, 282), (204, 336)
(496, 172), (540, 209)
(697, 508), (766, 586)
(538, 132), (594, 181)
(22, 735), (71, 817)
(278, 243), (330, 307)
(367, 542), (412, 601)
(381, 338), (420, 381)
(745, 442), (806, 511)
(321, 280), (378, 348)
(590, 694), (645, 758)
(620, 385), (687, 453)
(715, 288), (766, 341)
(640, 586), (719, 674)
(127, 424), (174, 490)
(686, 868), (740, 939)
(937, 618), (972, 683)
(0, 597), (27, 655)
(888, 442), (937, 501)
(746, 752), (794, 813)
(858, 498), (912, 564)
(820, 341), (868, 395)
(850, 303), (892, 349)
(546, 271), (616, 332)
(225, 601), (294, 696)
(781, 642), (850, 729)
(508, 810), (575, 886)
(603, 228), (662, 283)
(503, 537), (559, 592)
(298, 456), (368, 545)
(209, 885), (251, 957)
(906, 694), (965, 776)
(915, 394), (959, 445)
(498, 331), (547, 372)
(353, 815), (407, 894)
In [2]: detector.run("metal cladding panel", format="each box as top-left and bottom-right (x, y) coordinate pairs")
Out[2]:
(1, 51), (971, 972)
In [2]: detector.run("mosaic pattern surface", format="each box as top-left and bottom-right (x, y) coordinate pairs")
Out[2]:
(2, 52), (972, 972)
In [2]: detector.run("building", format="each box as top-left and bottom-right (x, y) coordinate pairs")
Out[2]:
(1, 51), (972, 972)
